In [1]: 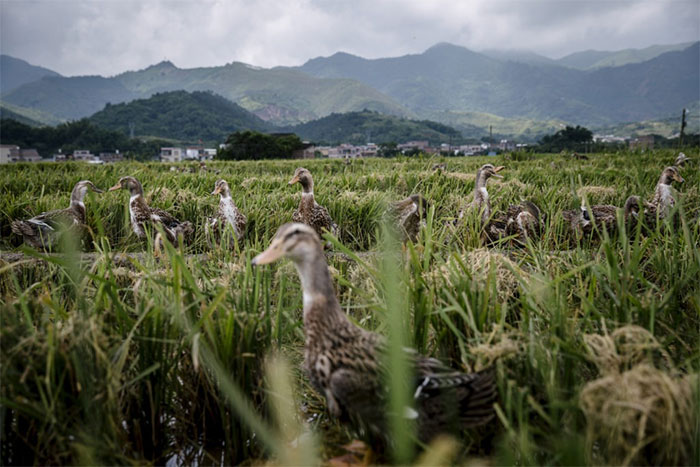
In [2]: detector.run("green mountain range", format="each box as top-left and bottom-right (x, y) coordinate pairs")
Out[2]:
(1, 59), (412, 126)
(89, 91), (272, 143)
(86, 92), (465, 145)
(556, 42), (696, 70)
(299, 42), (699, 126)
(0, 41), (697, 138)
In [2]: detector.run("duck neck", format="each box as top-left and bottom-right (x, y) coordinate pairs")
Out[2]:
(474, 173), (491, 222)
(219, 190), (236, 207)
(300, 191), (315, 211)
(652, 182), (674, 210)
(300, 177), (314, 194)
(70, 186), (87, 210)
(293, 250), (346, 330)
(129, 183), (144, 202)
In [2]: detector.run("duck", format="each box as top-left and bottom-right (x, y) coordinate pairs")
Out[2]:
(459, 164), (542, 246)
(457, 164), (504, 225)
(206, 179), (246, 247)
(643, 166), (684, 222)
(11, 180), (103, 250)
(251, 223), (496, 445)
(108, 176), (193, 247)
(289, 167), (339, 245)
(562, 196), (640, 238)
(389, 194), (430, 243)
(674, 152), (689, 168)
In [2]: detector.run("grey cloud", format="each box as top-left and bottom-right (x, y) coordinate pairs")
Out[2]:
(1, 0), (698, 76)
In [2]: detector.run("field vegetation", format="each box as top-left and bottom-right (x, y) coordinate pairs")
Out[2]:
(1, 151), (698, 465)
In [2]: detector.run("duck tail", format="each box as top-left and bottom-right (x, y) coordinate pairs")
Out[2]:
(520, 200), (542, 224)
(11, 220), (33, 237)
(458, 367), (497, 427)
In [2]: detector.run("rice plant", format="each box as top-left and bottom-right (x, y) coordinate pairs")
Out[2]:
(1, 150), (698, 465)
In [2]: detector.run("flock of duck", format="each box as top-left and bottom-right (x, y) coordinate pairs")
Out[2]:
(8, 152), (692, 448)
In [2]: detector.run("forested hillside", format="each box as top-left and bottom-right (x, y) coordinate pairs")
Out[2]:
(89, 91), (272, 143)
(287, 110), (464, 145)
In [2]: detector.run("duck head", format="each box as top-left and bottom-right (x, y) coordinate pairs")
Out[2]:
(674, 152), (688, 167)
(659, 166), (684, 186)
(624, 195), (641, 217)
(476, 164), (505, 187)
(211, 179), (231, 197)
(109, 176), (143, 196)
(70, 180), (103, 204)
(289, 167), (314, 193)
(252, 223), (321, 266)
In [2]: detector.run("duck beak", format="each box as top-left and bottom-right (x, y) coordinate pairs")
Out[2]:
(92, 186), (105, 194)
(288, 175), (300, 185)
(674, 173), (685, 183)
(211, 186), (221, 195)
(108, 182), (122, 192)
(492, 166), (505, 179)
(251, 239), (285, 266)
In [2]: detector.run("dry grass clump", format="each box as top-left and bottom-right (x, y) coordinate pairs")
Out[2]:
(576, 185), (616, 201)
(445, 172), (475, 182)
(493, 178), (531, 191)
(426, 249), (525, 301)
(469, 325), (523, 370)
(145, 187), (174, 204)
(579, 325), (697, 466)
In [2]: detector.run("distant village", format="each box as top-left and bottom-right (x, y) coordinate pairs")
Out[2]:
(0, 133), (656, 164)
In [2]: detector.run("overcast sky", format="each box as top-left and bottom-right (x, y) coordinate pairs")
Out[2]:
(1, 0), (698, 76)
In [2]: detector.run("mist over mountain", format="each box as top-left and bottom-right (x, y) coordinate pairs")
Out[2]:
(0, 55), (61, 95)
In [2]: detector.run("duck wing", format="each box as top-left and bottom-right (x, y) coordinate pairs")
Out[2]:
(11, 207), (81, 249)
(150, 207), (180, 228)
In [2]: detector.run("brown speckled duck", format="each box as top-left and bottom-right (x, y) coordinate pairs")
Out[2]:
(562, 196), (640, 238)
(460, 164), (542, 246)
(206, 179), (247, 247)
(289, 167), (338, 244)
(109, 176), (193, 246)
(11, 180), (103, 250)
(389, 194), (430, 243)
(252, 223), (496, 444)
(644, 166), (684, 222)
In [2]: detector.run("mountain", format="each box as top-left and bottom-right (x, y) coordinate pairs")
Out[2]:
(2, 75), (138, 121)
(480, 49), (560, 67)
(2, 42), (697, 135)
(424, 110), (564, 141)
(556, 42), (696, 69)
(299, 42), (700, 126)
(285, 110), (463, 145)
(89, 90), (272, 142)
(594, 102), (700, 138)
(2, 60), (413, 126)
(0, 101), (63, 126)
(0, 55), (61, 95)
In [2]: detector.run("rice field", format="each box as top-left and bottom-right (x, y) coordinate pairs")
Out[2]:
(1, 150), (698, 465)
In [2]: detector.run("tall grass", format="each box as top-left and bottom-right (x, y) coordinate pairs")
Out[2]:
(1, 150), (698, 465)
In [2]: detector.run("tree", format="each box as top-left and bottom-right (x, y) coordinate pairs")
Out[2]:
(216, 131), (304, 160)
(538, 125), (593, 152)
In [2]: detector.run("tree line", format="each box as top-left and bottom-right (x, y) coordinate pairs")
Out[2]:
(0, 118), (168, 160)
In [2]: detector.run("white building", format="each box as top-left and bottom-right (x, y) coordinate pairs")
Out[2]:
(458, 144), (486, 156)
(160, 147), (184, 163)
(72, 150), (96, 161)
(0, 144), (19, 164)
